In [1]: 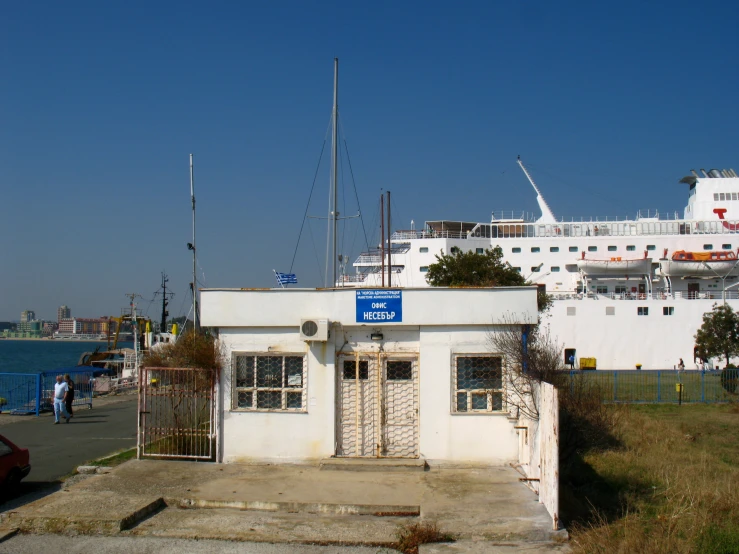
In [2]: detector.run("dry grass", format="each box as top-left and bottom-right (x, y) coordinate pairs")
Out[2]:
(395, 521), (453, 554)
(566, 403), (739, 553)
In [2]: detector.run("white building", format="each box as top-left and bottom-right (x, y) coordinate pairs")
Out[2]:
(201, 286), (538, 464)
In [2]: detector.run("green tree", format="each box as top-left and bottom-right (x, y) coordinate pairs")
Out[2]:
(694, 303), (739, 368)
(426, 246), (551, 311)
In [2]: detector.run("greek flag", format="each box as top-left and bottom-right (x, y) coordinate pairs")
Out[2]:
(274, 271), (298, 286)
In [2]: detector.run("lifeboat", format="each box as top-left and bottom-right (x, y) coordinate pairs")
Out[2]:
(576, 251), (653, 276)
(660, 250), (739, 278)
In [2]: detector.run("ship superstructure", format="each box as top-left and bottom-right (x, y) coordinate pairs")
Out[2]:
(341, 162), (739, 369)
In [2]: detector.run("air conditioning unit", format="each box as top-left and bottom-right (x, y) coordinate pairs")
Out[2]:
(300, 319), (329, 342)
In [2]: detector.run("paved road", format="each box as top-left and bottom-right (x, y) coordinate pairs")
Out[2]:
(0, 397), (137, 482)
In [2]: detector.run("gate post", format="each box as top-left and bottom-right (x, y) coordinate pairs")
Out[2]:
(35, 373), (41, 417)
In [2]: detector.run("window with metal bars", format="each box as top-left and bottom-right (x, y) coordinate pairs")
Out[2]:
(453, 356), (504, 413)
(232, 354), (306, 412)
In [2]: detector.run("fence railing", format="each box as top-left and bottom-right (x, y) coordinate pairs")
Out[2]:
(0, 368), (94, 415)
(571, 369), (738, 403)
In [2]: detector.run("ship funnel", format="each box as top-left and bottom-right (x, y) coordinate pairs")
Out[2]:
(709, 169), (722, 178)
(172, 323), (178, 336)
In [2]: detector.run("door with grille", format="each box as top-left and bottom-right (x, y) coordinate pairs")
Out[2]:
(336, 353), (419, 458)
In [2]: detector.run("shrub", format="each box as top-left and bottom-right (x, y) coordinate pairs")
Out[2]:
(395, 522), (453, 554)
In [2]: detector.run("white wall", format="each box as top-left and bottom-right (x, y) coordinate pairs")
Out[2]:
(418, 327), (518, 464)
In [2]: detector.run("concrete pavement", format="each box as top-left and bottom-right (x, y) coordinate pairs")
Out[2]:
(3, 459), (567, 551)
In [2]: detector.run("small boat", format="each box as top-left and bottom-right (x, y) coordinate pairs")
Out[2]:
(660, 249), (739, 278)
(577, 251), (653, 276)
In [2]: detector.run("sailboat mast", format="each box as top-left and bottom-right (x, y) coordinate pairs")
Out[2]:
(331, 57), (339, 287)
(190, 153), (198, 332)
(387, 190), (391, 287)
(380, 194), (385, 287)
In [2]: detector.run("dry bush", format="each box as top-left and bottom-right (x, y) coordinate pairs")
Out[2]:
(143, 330), (225, 376)
(395, 521), (453, 554)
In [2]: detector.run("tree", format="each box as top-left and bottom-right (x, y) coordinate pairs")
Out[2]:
(426, 247), (552, 311)
(694, 303), (739, 368)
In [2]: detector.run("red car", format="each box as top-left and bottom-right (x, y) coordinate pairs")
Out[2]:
(0, 435), (30, 492)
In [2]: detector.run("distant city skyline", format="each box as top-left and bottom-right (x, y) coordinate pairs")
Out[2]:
(2, 1), (739, 320)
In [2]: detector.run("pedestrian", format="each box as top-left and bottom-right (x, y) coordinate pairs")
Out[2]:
(64, 373), (75, 418)
(53, 375), (71, 425)
(568, 354), (575, 370)
(678, 358), (685, 370)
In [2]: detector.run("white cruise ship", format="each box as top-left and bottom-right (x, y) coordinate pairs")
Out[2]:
(341, 161), (739, 370)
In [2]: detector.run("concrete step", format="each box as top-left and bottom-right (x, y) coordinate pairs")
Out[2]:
(320, 457), (428, 472)
(176, 497), (420, 516)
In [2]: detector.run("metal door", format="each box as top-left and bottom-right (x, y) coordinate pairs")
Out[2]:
(138, 366), (216, 460)
(336, 353), (419, 458)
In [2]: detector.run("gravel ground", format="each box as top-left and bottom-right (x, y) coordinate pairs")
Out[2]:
(0, 535), (400, 554)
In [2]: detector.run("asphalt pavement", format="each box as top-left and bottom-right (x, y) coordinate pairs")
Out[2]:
(0, 397), (137, 483)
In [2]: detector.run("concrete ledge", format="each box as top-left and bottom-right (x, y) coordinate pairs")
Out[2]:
(420, 541), (572, 553)
(5, 493), (164, 535)
(319, 457), (428, 472)
(176, 498), (420, 517)
(0, 527), (18, 543)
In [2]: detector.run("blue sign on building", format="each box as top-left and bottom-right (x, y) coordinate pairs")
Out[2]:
(356, 290), (402, 323)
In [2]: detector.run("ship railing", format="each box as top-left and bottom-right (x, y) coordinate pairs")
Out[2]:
(340, 274), (368, 283)
(550, 290), (739, 301)
(392, 230), (469, 240)
(394, 219), (739, 241)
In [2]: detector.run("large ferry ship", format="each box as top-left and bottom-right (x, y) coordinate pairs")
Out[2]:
(341, 161), (739, 370)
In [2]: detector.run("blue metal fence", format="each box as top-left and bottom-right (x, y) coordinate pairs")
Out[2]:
(571, 369), (738, 403)
(0, 368), (94, 416)
(0, 373), (42, 415)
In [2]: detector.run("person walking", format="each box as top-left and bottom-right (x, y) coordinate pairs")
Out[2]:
(53, 375), (70, 425)
(64, 373), (75, 418)
(678, 358), (685, 370)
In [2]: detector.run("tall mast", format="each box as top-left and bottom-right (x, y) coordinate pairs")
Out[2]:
(160, 272), (169, 333)
(190, 153), (198, 332)
(380, 194), (385, 287)
(331, 58), (339, 287)
(387, 190), (391, 287)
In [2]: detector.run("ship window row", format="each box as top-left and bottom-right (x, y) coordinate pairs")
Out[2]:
(602, 306), (673, 315)
(714, 193), (739, 201)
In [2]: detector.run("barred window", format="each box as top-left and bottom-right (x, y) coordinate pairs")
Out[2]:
(232, 354), (306, 412)
(453, 356), (504, 413)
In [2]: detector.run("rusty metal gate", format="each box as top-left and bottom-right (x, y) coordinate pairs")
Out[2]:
(336, 353), (419, 458)
(138, 366), (216, 460)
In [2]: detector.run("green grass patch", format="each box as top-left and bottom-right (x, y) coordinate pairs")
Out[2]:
(567, 403), (739, 553)
(86, 447), (137, 467)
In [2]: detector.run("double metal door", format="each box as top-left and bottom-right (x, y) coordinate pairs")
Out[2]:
(336, 353), (419, 458)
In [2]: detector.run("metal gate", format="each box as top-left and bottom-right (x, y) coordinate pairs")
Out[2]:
(138, 367), (216, 460)
(336, 353), (419, 458)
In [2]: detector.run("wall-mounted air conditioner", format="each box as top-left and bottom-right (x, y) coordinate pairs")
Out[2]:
(300, 319), (329, 342)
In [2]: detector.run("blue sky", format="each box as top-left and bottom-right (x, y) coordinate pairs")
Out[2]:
(2, 1), (738, 321)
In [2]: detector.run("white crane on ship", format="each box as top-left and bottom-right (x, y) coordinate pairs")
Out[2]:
(517, 156), (557, 224)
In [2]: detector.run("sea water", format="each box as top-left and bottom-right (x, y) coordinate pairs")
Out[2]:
(0, 340), (134, 374)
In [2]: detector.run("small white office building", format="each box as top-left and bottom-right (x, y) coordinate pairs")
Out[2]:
(200, 286), (538, 464)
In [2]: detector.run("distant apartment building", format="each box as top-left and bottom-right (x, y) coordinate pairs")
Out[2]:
(57, 317), (110, 336)
(43, 322), (58, 336)
(20, 310), (36, 323)
(58, 305), (71, 322)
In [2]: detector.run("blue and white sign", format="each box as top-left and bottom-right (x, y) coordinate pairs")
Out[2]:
(356, 290), (402, 323)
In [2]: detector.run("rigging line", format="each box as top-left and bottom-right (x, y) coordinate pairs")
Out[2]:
(176, 286), (189, 318)
(289, 116), (333, 274)
(342, 138), (370, 252)
(307, 219), (324, 285)
(339, 126), (348, 261)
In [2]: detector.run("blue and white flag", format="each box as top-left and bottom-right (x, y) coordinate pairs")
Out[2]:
(274, 271), (298, 286)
